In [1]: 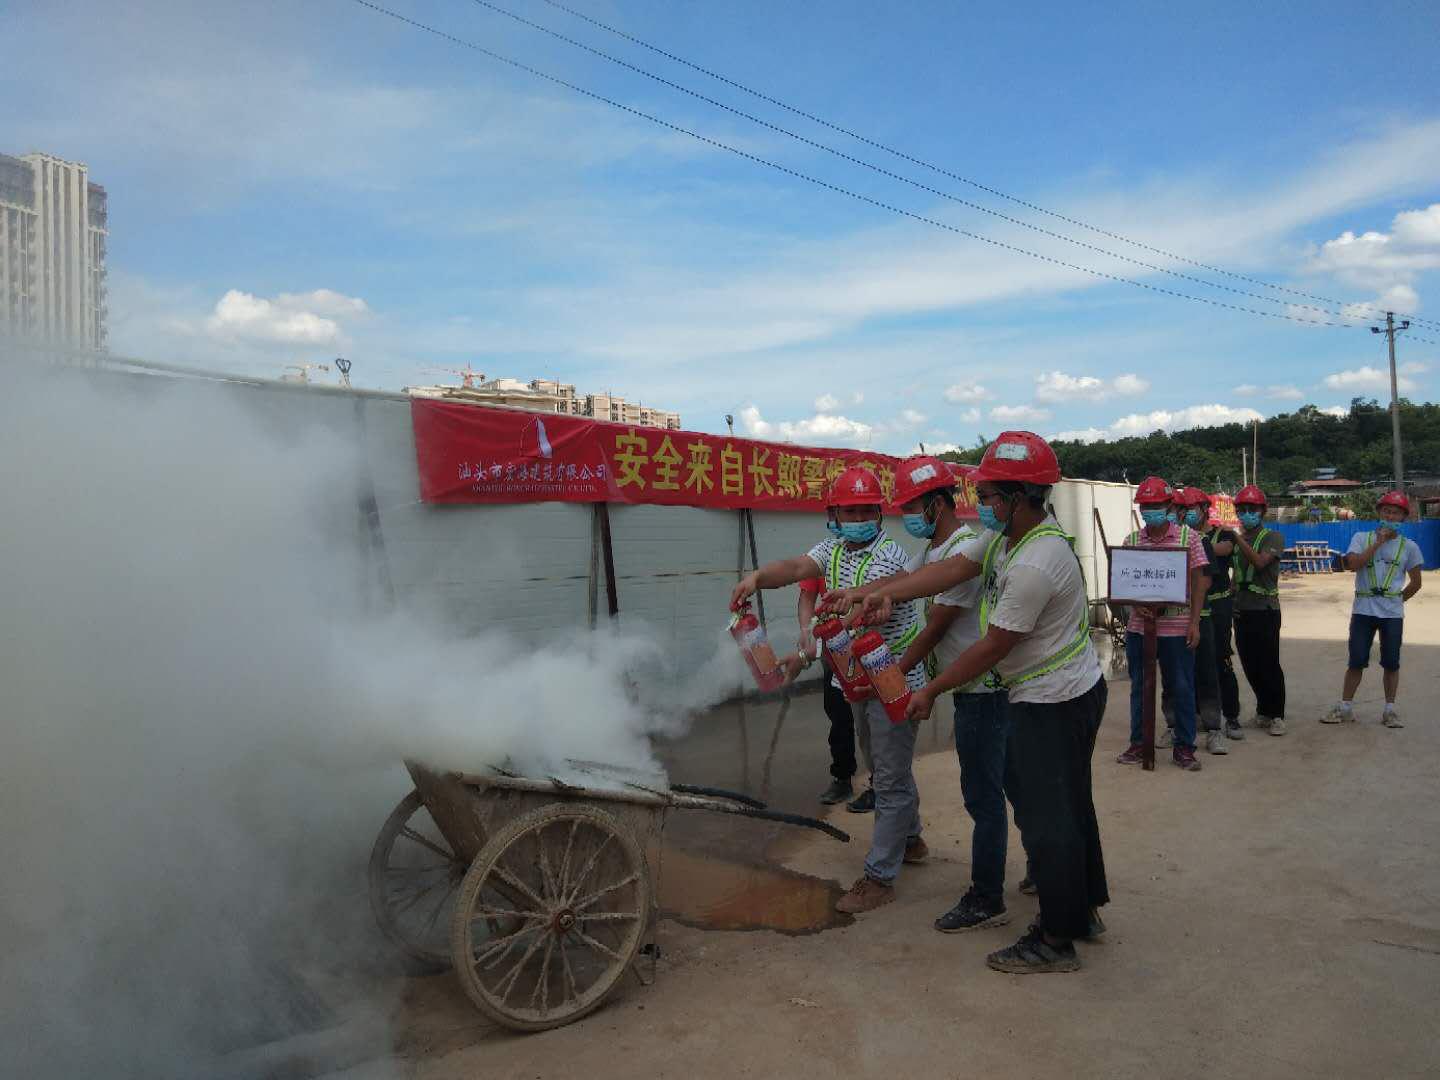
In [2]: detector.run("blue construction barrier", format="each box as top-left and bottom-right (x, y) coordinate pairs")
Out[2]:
(1268, 519), (1440, 570)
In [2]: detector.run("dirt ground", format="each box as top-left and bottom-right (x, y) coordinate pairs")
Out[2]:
(337, 574), (1440, 1080)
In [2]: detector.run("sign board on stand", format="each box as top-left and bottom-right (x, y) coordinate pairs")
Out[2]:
(1107, 545), (1192, 770)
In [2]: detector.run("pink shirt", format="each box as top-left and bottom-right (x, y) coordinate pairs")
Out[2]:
(1125, 522), (1209, 637)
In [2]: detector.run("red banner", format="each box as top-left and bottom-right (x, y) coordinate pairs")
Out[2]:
(1208, 494), (1240, 529)
(411, 400), (977, 517)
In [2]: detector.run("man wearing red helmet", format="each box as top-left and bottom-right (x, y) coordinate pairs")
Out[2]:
(1114, 478), (1211, 770)
(890, 455), (1019, 933)
(1323, 491), (1423, 728)
(1231, 485), (1287, 735)
(731, 465), (927, 915)
(827, 432), (1108, 974)
(1174, 487), (1229, 754)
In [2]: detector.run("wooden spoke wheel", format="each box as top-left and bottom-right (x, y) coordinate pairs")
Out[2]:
(368, 790), (468, 972)
(450, 804), (651, 1032)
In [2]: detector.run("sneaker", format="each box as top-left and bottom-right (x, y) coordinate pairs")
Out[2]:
(835, 875), (894, 914)
(819, 778), (852, 804)
(1224, 718), (1245, 741)
(1205, 729), (1228, 755)
(1083, 908), (1107, 941)
(986, 924), (1080, 974)
(1321, 704), (1350, 725)
(1116, 744), (1144, 765)
(1018, 876), (1037, 896)
(903, 836), (929, 864)
(1156, 726), (1174, 749)
(1173, 746), (1202, 771)
(1382, 709), (1404, 729)
(845, 787), (875, 814)
(1268, 716), (1287, 736)
(935, 889), (1011, 933)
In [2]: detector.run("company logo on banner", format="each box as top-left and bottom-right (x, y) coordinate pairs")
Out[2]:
(410, 400), (979, 517)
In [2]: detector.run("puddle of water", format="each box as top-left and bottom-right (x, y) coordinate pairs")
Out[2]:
(653, 846), (852, 934)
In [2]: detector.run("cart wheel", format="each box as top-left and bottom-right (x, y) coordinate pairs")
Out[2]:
(450, 804), (651, 1032)
(368, 790), (467, 972)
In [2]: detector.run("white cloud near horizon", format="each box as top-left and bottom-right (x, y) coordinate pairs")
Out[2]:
(990, 404), (1052, 424)
(1034, 370), (1150, 402)
(738, 404), (873, 447)
(202, 289), (368, 346)
(1233, 383), (1304, 400)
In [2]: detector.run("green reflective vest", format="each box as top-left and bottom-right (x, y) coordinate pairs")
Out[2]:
(977, 525), (1091, 690)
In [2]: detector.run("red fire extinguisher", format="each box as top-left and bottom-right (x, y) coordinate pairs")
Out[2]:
(852, 629), (913, 723)
(728, 604), (785, 692)
(813, 617), (872, 702)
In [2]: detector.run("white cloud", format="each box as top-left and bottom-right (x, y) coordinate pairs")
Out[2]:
(202, 289), (367, 346)
(1232, 383), (1304, 400)
(737, 404), (873, 447)
(916, 441), (963, 455)
(961, 407), (982, 423)
(814, 393), (840, 412)
(899, 408), (928, 426)
(1391, 204), (1440, 247)
(944, 383), (991, 404)
(1108, 404), (1264, 436)
(1322, 365), (1419, 394)
(1319, 406), (1349, 418)
(1034, 371), (1149, 402)
(1049, 427), (1110, 444)
(1308, 203), (1440, 310)
(990, 404), (1052, 424)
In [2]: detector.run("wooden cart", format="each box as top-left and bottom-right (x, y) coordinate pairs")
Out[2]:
(368, 759), (847, 1032)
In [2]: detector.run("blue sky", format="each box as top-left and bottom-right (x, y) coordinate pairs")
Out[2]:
(7, 0), (1440, 453)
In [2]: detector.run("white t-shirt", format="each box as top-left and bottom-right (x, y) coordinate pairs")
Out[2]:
(808, 532), (927, 691)
(1348, 531), (1423, 619)
(957, 518), (1103, 706)
(905, 526), (993, 694)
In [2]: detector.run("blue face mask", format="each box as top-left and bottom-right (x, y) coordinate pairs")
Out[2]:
(1141, 509), (1169, 527)
(977, 504), (1003, 532)
(1239, 510), (1263, 529)
(825, 518), (842, 538)
(838, 520), (880, 544)
(1184, 509), (1205, 528)
(1166, 510), (1179, 524)
(902, 512), (936, 539)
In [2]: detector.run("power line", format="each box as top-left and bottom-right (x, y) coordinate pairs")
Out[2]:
(464, 0), (1385, 326)
(534, 0), (1440, 333)
(347, 0), (1367, 331)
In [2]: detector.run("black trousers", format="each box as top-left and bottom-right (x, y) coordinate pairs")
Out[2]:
(1208, 596), (1242, 721)
(823, 666), (866, 782)
(1005, 677), (1109, 941)
(1234, 607), (1286, 719)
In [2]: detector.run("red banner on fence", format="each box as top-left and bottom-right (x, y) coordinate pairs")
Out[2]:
(1208, 494), (1241, 529)
(411, 399), (977, 517)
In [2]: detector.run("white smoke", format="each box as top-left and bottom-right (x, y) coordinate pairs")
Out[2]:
(0, 354), (739, 1076)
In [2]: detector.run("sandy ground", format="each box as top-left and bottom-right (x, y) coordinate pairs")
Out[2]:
(338, 574), (1440, 1080)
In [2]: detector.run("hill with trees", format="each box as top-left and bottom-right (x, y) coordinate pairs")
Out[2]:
(941, 398), (1440, 496)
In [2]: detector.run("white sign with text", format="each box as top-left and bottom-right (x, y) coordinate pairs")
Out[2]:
(1108, 546), (1189, 605)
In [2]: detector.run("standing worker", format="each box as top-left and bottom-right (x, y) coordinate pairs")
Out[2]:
(1113, 478), (1209, 771)
(731, 466), (927, 914)
(1323, 491), (1423, 728)
(1174, 487), (1228, 754)
(827, 432), (1108, 974)
(796, 573), (871, 805)
(1231, 485), (1287, 736)
(1200, 493), (1245, 742)
(889, 455), (1017, 933)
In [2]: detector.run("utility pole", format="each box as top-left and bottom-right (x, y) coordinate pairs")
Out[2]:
(1252, 420), (1260, 491)
(1371, 311), (1412, 503)
(1241, 448), (1248, 488)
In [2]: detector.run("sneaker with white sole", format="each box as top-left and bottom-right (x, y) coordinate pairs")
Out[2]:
(1321, 704), (1351, 725)
(1205, 729), (1228, 755)
(1224, 718), (1245, 741)
(1156, 726), (1174, 749)
(1382, 709), (1404, 729)
(1268, 716), (1287, 736)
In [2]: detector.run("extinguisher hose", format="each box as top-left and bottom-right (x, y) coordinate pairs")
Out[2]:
(669, 783), (767, 809)
(689, 804), (850, 843)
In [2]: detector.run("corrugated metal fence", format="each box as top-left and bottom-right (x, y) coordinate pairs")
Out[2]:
(1269, 520), (1440, 570)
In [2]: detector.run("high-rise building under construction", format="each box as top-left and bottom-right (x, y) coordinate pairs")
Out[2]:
(0, 151), (108, 350)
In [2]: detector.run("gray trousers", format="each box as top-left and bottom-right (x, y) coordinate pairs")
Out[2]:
(860, 699), (922, 883)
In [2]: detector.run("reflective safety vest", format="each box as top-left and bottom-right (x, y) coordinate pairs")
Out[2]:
(1361, 533), (1411, 599)
(826, 539), (922, 654)
(977, 524), (1092, 690)
(921, 526), (978, 680)
(1235, 527), (1280, 597)
(1126, 525), (1192, 617)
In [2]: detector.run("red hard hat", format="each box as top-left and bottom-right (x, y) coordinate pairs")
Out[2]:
(974, 431), (1061, 486)
(1175, 486), (1211, 507)
(892, 455), (953, 507)
(829, 465), (885, 507)
(1134, 476), (1174, 505)
(1235, 484), (1267, 508)
(1377, 490), (1411, 513)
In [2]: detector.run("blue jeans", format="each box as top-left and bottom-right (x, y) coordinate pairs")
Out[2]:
(1127, 632), (1197, 750)
(1348, 613), (1403, 671)
(953, 691), (1011, 900)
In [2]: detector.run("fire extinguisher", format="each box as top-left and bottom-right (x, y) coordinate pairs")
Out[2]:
(852, 629), (913, 723)
(728, 604), (785, 692)
(813, 617), (873, 702)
